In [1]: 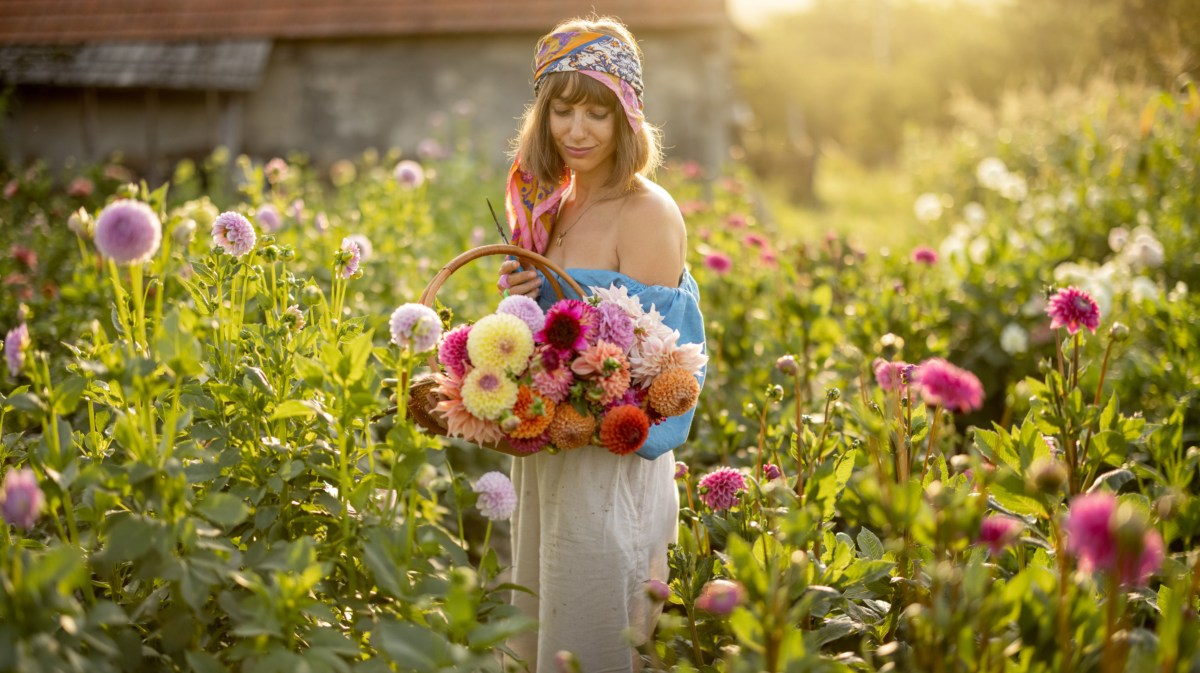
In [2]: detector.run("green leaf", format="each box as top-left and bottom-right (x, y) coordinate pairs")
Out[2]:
(1088, 469), (1135, 494)
(371, 619), (446, 672)
(466, 615), (537, 649)
(857, 527), (884, 560)
(1088, 430), (1127, 466)
(104, 513), (159, 561)
(185, 651), (230, 673)
(197, 493), (250, 527)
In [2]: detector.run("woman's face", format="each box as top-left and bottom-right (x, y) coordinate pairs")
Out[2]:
(548, 97), (616, 177)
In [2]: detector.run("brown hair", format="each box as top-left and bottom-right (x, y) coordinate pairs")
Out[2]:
(512, 16), (663, 190)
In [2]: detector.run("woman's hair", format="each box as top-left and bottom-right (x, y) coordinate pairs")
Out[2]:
(512, 16), (663, 191)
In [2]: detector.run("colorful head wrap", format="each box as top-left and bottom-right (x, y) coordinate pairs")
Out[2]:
(506, 31), (645, 254)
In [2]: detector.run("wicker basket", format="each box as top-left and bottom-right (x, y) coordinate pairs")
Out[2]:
(405, 244), (586, 437)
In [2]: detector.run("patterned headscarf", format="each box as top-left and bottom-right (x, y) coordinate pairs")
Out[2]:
(506, 31), (645, 254)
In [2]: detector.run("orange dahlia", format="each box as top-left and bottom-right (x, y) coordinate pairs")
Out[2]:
(547, 404), (595, 450)
(600, 405), (650, 456)
(509, 385), (557, 439)
(648, 367), (700, 417)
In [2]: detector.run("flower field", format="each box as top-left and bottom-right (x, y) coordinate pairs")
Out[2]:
(1, 83), (1198, 672)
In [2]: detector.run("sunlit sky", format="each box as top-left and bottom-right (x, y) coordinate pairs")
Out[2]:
(727, 0), (815, 27)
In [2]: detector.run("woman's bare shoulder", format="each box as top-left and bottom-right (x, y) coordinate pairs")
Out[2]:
(616, 176), (687, 287)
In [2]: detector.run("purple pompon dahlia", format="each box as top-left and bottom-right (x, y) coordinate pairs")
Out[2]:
(1046, 286), (1101, 335)
(389, 303), (443, 353)
(674, 461), (688, 480)
(595, 302), (635, 351)
(697, 467), (747, 511)
(915, 358), (984, 413)
(762, 463), (782, 481)
(94, 199), (162, 264)
(473, 471), (517, 520)
(1, 468), (43, 530)
(497, 294), (546, 334)
(5, 323), (30, 377)
(212, 211), (256, 257)
(256, 204), (283, 233)
(704, 252), (733, 275)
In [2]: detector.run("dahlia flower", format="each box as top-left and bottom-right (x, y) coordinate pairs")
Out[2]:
(433, 372), (503, 445)
(468, 313), (534, 374)
(532, 364), (575, 404)
(5, 323), (30, 377)
(645, 579), (671, 602)
(498, 294), (546, 334)
(873, 358), (910, 392)
(212, 211), (256, 257)
(547, 405), (595, 450)
(674, 462), (689, 480)
(461, 367), (519, 420)
(67, 177), (94, 197)
(256, 203), (282, 233)
(915, 358), (984, 413)
(94, 199), (162, 264)
(629, 330), (707, 386)
(264, 157), (289, 185)
(508, 432), (551, 455)
(911, 246), (939, 265)
(1046, 286), (1101, 335)
(509, 386), (556, 439)
(594, 302), (635, 351)
(648, 367), (700, 417)
(473, 471), (517, 520)
(588, 283), (644, 319)
(978, 515), (1022, 557)
(393, 160), (425, 188)
(599, 405), (650, 455)
(704, 252), (732, 274)
(343, 233), (373, 260)
(437, 324), (472, 378)
(762, 463), (782, 481)
(338, 237), (362, 278)
(538, 300), (594, 351)
(389, 303), (442, 353)
(775, 354), (800, 376)
(698, 467), (746, 511)
(696, 579), (746, 616)
(1065, 492), (1163, 586)
(1, 468), (43, 530)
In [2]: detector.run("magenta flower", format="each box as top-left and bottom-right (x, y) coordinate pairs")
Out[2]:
(645, 579), (671, 602)
(256, 204), (282, 233)
(743, 233), (768, 249)
(437, 324), (472, 378)
(674, 461), (688, 480)
(915, 358), (984, 413)
(911, 246), (939, 265)
(212, 211), (256, 257)
(594, 303), (635, 351)
(1, 468), (43, 530)
(393, 159), (426, 188)
(94, 199), (163, 264)
(1046, 286), (1101, 335)
(498, 294), (546, 334)
(473, 471), (517, 520)
(1065, 493), (1163, 586)
(762, 463), (782, 481)
(704, 252), (732, 275)
(5, 323), (30, 377)
(978, 515), (1022, 557)
(697, 467), (747, 511)
(389, 303), (442, 353)
(696, 579), (746, 616)
(873, 358), (910, 392)
(537, 300), (592, 352)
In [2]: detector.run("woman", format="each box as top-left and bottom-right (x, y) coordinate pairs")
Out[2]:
(496, 16), (706, 672)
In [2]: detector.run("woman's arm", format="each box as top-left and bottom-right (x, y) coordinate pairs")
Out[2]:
(616, 184), (687, 288)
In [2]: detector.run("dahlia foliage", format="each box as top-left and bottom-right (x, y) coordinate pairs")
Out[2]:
(428, 283), (706, 455)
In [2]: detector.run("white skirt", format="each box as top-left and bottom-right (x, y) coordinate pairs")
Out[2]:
(508, 446), (679, 673)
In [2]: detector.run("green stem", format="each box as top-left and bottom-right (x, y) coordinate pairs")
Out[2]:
(1093, 339), (1115, 407)
(685, 604), (705, 666)
(921, 406), (943, 483)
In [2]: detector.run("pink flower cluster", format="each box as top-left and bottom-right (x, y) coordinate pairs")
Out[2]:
(1065, 493), (1163, 586)
(1046, 286), (1101, 335)
(875, 357), (983, 413)
(428, 283), (706, 456)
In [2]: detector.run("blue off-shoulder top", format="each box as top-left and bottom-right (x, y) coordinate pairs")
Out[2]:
(534, 267), (707, 461)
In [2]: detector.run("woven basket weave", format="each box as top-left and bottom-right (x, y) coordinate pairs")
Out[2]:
(406, 244), (586, 437)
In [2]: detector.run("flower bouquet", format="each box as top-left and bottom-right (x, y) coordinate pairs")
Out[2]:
(407, 246), (705, 456)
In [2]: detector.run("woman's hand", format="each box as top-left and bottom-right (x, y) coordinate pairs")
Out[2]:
(498, 259), (542, 298)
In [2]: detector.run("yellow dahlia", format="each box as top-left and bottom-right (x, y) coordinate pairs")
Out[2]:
(547, 404), (596, 450)
(467, 313), (534, 374)
(461, 367), (519, 420)
(432, 372), (504, 445)
(509, 385), (557, 439)
(648, 366), (701, 417)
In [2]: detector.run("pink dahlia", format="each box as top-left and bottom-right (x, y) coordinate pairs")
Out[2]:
(743, 233), (768, 249)
(698, 467), (747, 511)
(5, 323), (30, 377)
(696, 579), (746, 616)
(264, 157), (289, 185)
(915, 358), (984, 413)
(873, 358), (910, 392)
(508, 432), (551, 455)
(674, 461), (688, 480)
(1, 467), (43, 530)
(595, 303), (635, 352)
(393, 159), (426, 189)
(432, 371), (503, 445)
(473, 471), (517, 520)
(978, 515), (1022, 557)
(704, 252), (732, 275)
(725, 213), (747, 229)
(498, 294), (546, 334)
(538, 299), (593, 351)
(338, 237), (362, 278)
(437, 324), (472, 378)
(212, 211), (256, 257)
(762, 463), (782, 481)
(1065, 493), (1117, 572)
(531, 363), (575, 404)
(389, 303), (443, 353)
(94, 199), (163, 264)
(911, 246), (939, 265)
(256, 203), (282, 233)
(1046, 286), (1101, 335)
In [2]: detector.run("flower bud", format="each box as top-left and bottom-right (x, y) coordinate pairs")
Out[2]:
(1108, 322), (1130, 343)
(674, 461), (688, 480)
(1028, 458), (1067, 495)
(775, 354), (800, 376)
(644, 579), (670, 603)
(1113, 503), (1149, 557)
(695, 579), (746, 616)
(299, 284), (323, 307)
(826, 387), (841, 401)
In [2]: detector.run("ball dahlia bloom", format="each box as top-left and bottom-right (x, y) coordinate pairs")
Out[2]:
(389, 303), (442, 353)
(1046, 286), (1101, 335)
(94, 199), (163, 264)
(696, 579), (746, 616)
(697, 467), (747, 511)
(497, 294), (546, 334)
(911, 246), (939, 265)
(467, 313), (534, 374)
(212, 211), (256, 257)
(873, 358), (910, 392)
(978, 515), (1022, 557)
(460, 367), (518, 421)
(1, 468), (43, 529)
(594, 302), (635, 351)
(473, 471), (517, 521)
(337, 237), (362, 279)
(5, 323), (30, 377)
(437, 324), (472, 378)
(256, 204), (282, 233)
(1065, 493), (1163, 586)
(599, 404), (650, 455)
(915, 358), (984, 413)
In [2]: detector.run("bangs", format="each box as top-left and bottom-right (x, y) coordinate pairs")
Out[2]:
(541, 72), (618, 109)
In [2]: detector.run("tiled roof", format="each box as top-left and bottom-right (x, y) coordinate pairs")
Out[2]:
(0, 41), (270, 89)
(0, 0), (730, 44)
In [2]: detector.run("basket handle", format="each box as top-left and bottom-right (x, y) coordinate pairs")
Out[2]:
(417, 244), (586, 308)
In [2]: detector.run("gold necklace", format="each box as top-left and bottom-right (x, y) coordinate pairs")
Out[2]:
(554, 192), (614, 247)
